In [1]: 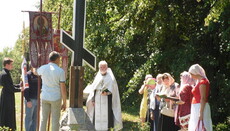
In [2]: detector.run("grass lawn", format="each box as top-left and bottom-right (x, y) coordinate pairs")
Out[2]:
(15, 91), (23, 131)
(0, 88), (140, 130)
(122, 109), (140, 130)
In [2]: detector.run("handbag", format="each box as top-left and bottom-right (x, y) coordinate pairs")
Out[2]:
(160, 107), (174, 117)
(160, 100), (174, 117)
(195, 120), (207, 131)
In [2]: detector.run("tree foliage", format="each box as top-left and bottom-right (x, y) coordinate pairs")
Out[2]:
(0, 25), (29, 83)
(41, 0), (230, 125)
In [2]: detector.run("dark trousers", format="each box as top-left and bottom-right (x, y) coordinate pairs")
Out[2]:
(147, 103), (160, 131)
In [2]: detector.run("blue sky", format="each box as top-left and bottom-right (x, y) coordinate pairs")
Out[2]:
(0, 0), (38, 52)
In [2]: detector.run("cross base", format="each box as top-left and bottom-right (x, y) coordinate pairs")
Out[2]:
(66, 108), (95, 131)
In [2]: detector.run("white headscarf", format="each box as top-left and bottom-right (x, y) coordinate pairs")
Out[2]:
(145, 74), (153, 80)
(188, 64), (207, 78)
(162, 73), (175, 86)
(160, 73), (176, 95)
(180, 71), (195, 86)
(180, 71), (195, 92)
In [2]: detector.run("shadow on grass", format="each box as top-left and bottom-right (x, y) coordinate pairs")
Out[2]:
(122, 105), (139, 116)
(123, 120), (139, 131)
(121, 104), (140, 130)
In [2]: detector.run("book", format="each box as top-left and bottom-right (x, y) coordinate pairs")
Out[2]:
(166, 96), (179, 101)
(103, 88), (110, 92)
(156, 93), (179, 101)
(156, 93), (167, 98)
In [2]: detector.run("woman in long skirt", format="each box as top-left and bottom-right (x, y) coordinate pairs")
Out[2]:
(188, 64), (213, 131)
(175, 71), (194, 130)
(157, 73), (180, 131)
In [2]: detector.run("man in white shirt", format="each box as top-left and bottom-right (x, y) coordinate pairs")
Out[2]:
(37, 51), (67, 131)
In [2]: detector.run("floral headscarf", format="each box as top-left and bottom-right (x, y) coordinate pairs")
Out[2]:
(180, 71), (195, 86)
(180, 71), (195, 92)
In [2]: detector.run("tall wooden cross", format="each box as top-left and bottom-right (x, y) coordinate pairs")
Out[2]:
(61, 0), (96, 108)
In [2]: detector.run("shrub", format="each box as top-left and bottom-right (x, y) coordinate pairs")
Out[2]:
(0, 126), (11, 131)
(214, 120), (230, 131)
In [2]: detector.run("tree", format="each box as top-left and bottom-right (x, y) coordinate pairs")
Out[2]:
(40, 0), (230, 126)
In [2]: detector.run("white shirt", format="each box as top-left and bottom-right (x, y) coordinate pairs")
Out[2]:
(150, 89), (156, 110)
(37, 62), (65, 101)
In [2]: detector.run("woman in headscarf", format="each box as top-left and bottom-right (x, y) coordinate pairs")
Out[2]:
(149, 74), (163, 131)
(157, 73), (180, 131)
(188, 64), (213, 131)
(139, 74), (154, 125)
(175, 71), (194, 130)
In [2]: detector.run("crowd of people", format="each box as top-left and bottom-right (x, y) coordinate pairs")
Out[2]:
(0, 51), (67, 131)
(0, 53), (122, 131)
(139, 64), (213, 131)
(0, 52), (212, 131)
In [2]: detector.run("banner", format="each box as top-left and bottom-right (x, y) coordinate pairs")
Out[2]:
(21, 58), (29, 90)
(53, 29), (68, 76)
(29, 12), (53, 68)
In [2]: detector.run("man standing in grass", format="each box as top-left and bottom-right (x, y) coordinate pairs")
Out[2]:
(0, 58), (21, 130)
(24, 66), (39, 131)
(36, 51), (67, 131)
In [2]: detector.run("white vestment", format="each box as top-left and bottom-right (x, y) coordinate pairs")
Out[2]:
(84, 68), (123, 131)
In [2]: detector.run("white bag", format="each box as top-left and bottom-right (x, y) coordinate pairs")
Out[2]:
(160, 101), (174, 117)
(160, 107), (174, 117)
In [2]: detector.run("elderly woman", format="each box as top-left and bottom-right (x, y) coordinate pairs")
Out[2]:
(139, 75), (155, 125)
(157, 73), (180, 131)
(188, 64), (213, 131)
(149, 74), (163, 131)
(175, 71), (194, 130)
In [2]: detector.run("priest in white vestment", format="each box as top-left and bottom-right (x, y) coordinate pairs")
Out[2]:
(84, 61), (123, 131)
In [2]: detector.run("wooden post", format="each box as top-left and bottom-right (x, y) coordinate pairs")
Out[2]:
(20, 91), (24, 131)
(69, 66), (84, 108)
(21, 21), (25, 131)
(69, 66), (76, 107)
(36, 76), (41, 131)
(57, 4), (62, 30)
(47, 113), (51, 131)
(77, 66), (84, 108)
(36, 0), (43, 131)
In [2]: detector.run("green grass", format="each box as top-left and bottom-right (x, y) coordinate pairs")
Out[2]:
(0, 88), (140, 130)
(15, 91), (23, 131)
(122, 111), (140, 130)
(122, 105), (140, 130)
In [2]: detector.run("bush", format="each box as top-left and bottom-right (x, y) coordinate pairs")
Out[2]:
(138, 122), (151, 131)
(214, 121), (230, 131)
(0, 126), (11, 131)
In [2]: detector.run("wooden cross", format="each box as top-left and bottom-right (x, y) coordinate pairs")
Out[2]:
(61, 0), (96, 108)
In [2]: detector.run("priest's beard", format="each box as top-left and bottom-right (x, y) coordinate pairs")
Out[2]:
(100, 71), (107, 76)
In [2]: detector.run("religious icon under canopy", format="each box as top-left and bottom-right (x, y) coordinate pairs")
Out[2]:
(29, 11), (53, 68)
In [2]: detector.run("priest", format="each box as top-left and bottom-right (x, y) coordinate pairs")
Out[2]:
(0, 58), (21, 130)
(85, 60), (123, 130)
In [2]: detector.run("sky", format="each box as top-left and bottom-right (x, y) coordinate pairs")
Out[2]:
(0, 0), (39, 52)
